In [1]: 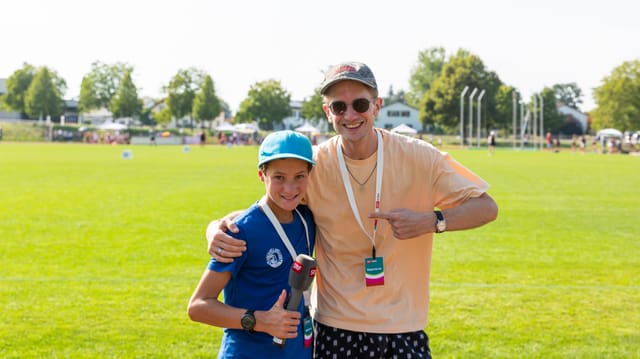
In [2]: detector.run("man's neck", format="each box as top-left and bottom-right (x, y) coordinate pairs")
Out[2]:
(341, 129), (379, 160)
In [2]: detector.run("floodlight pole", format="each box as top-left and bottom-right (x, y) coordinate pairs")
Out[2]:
(520, 101), (525, 149)
(537, 93), (544, 149)
(532, 95), (538, 150)
(476, 89), (486, 147)
(512, 90), (518, 149)
(460, 86), (469, 149)
(468, 88), (478, 147)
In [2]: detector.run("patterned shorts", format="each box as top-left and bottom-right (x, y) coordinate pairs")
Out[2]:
(313, 321), (432, 359)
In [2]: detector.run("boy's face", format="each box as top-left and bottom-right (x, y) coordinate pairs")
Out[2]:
(259, 158), (310, 218)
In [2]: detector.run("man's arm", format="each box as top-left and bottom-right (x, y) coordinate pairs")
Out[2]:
(440, 192), (498, 231)
(369, 193), (498, 239)
(206, 211), (247, 262)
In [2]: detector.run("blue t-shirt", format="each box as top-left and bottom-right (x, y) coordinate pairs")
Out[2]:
(208, 203), (315, 359)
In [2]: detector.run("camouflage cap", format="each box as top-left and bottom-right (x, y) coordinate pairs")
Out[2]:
(320, 62), (378, 95)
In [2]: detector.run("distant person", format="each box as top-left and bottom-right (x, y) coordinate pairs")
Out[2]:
(546, 131), (552, 149)
(0, 126), (3, 141)
(149, 130), (157, 146)
(188, 130), (316, 359)
(488, 131), (496, 155)
(580, 135), (587, 153)
(200, 130), (207, 146)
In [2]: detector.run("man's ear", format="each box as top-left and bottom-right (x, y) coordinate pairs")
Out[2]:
(372, 97), (383, 116)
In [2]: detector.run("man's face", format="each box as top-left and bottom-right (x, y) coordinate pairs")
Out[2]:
(323, 81), (381, 143)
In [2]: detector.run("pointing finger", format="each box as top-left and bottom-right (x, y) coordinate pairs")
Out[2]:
(368, 211), (394, 220)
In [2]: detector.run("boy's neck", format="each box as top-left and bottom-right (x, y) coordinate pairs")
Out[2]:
(266, 201), (294, 223)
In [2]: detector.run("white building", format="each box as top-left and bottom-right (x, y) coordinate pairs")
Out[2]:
(281, 100), (329, 133)
(281, 100), (304, 130)
(375, 102), (421, 132)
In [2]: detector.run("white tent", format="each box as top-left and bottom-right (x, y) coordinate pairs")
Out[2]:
(215, 122), (236, 132)
(390, 123), (417, 134)
(596, 128), (622, 138)
(233, 123), (259, 134)
(98, 121), (127, 130)
(294, 122), (319, 133)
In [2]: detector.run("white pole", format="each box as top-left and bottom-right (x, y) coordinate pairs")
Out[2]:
(520, 101), (525, 148)
(460, 86), (469, 149)
(476, 89), (486, 148)
(537, 93), (544, 149)
(532, 95), (538, 150)
(512, 90), (517, 149)
(468, 88), (478, 147)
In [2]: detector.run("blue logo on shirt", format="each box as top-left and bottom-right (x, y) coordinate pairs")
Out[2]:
(266, 248), (284, 268)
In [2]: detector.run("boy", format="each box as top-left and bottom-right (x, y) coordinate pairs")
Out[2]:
(188, 130), (316, 358)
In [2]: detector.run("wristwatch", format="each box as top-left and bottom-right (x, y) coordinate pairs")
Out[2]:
(434, 210), (446, 233)
(240, 310), (256, 332)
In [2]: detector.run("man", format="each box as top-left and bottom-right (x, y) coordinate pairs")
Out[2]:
(207, 61), (498, 358)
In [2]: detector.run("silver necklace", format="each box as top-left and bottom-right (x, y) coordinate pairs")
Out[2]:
(345, 162), (377, 187)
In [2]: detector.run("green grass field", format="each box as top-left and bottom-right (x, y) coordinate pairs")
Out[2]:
(1, 142), (638, 358)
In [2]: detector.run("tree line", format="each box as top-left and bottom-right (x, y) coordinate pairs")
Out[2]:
(2, 48), (639, 134)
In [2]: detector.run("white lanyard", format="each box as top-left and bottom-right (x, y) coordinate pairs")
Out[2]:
(336, 130), (384, 254)
(258, 197), (311, 260)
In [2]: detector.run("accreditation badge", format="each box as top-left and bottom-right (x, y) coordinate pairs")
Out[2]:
(364, 257), (384, 287)
(303, 309), (313, 348)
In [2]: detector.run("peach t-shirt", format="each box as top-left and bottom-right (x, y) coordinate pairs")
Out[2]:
(306, 129), (488, 333)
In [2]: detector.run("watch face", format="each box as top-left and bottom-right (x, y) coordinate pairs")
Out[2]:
(241, 312), (256, 331)
(437, 221), (446, 232)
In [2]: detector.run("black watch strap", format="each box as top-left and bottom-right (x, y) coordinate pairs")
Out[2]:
(434, 210), (446, 233)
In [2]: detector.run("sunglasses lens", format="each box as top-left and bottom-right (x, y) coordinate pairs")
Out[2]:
(353, 98), (370, 113)
(330, 101), (347, 115)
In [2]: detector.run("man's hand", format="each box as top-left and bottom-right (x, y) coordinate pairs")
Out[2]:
(206, 211), (246, 262)
(369, 208), (434, 239)
(369, 193), (498, 239)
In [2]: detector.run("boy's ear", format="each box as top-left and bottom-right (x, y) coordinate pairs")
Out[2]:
(258, 169), (266, 182)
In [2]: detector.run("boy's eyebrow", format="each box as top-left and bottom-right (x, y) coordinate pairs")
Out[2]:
(269, 169), (309, 175)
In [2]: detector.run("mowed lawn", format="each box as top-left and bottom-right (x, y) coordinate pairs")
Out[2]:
(1, 142), (638, 358)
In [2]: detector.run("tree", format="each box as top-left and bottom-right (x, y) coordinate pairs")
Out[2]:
(110, 69), (142, 120)
(420, 49), (502, 135)
(383, 85), (407, 106)
(78, 61), (132, 113)
(1, 63), (37, 116)
(192, 75), (222, 126)
(221, 100), (232, 120)
(301, 88), (325, 125)
(165, 67), (205, 127)
(235, 79), (291, 131)
(592, 60), (640, 131)
(152, 105), (172, 126)
(552, 83), (583, 110)
(24, 67), (66, 120)
(493, 85), (517, 134)
(537, 87), (563, 134)
(406, 47), (447, 108)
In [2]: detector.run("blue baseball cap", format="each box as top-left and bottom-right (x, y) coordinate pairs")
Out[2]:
(258, 130), (316, 168)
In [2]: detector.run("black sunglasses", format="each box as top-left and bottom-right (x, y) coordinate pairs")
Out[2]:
(328, 98), (373, 115)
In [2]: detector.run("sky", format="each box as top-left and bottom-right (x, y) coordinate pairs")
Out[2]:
(2, 0), (639, 113)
